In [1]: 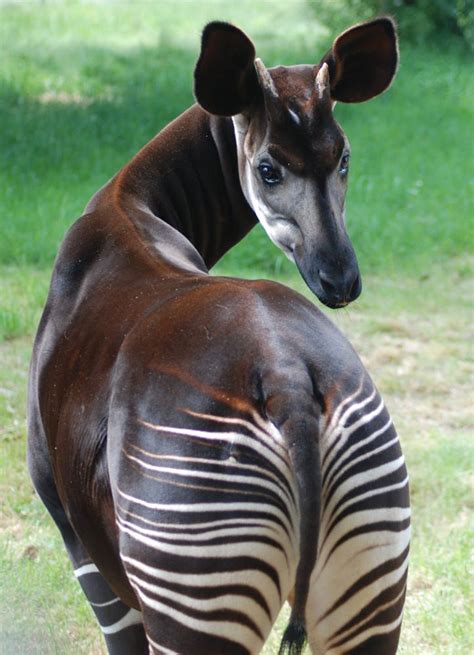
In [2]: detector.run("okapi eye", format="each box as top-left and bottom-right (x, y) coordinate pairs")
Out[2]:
(339, 153), (350, 177)
(258, 163), (282, 186)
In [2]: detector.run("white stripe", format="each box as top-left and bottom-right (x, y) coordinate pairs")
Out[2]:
(117, 520), (292, 569)
(184, 409), (279, 445)
(100, 607), (143, 635)
(326, 613), (403, 654)
(147, 635), (180, 655)
(328, 475), (409, 527)
(121, 554), (286, 596)
(325, 476), (410, 542)
(288, 108), (301, 125)
(117, 515), (294, 562)
(324, 388), (378, 447)
(126, 445), (294, 502)
(252, 411), (289, 446)
(123, 451), (295, 508)
(322, 455), (407, 520)
(118, 516), (291, 546)
(127, 571), (272, 633)
(90, 597), (121, 608)
(322, 416), (392, 479)
(323, 434), (400, 494)
(321, 381), (365, 438)
(341, 397), (385, 441)
(319, 515), (411, 572)
(138, 420), (291, 475)
(74, 563), (99, 578)
(327, 582), (407, 649)
(116, 503), (288, 534)
(310, 547), (409, 633)
(117, 488), (296, 538)
(320, 504), (411, 551)
(321, 505), (411, 549)
(89, 598), (120, 607)
(130, 581), (263, 653)
(336, 388), (378, 434)
(322, 395), (385, 474)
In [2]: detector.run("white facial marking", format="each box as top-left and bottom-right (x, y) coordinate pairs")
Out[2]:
(243, 165), (298, 262)
(232, 117), (302, 261)
(288, 108), (301, 125)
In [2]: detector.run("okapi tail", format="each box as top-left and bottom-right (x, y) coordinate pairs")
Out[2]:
(278, 413), (322, 655)
(278, 618), (307, 655)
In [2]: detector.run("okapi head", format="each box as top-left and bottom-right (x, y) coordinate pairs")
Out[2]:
(194, 19), (398, 308)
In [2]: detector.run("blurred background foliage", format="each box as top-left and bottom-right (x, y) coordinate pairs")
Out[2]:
(310, 0), (474, 48)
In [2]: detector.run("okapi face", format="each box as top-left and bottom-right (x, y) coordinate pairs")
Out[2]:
(194, 19), (399, 308)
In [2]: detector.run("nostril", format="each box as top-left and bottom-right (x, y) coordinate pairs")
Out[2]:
(318, 269), (337, 297)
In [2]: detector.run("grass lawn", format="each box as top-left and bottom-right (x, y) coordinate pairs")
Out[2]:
(1, 1), (473, 653)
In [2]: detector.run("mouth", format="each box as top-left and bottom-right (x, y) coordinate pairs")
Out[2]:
(324, 299), (350, 309)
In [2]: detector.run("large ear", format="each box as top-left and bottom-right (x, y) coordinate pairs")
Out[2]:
(194, 22), (261, 116)
(321, 17), (399, 103)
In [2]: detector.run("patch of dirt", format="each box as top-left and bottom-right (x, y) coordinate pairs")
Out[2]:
(349, 306), (473, 441)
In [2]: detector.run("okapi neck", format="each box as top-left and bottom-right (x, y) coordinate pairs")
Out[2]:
(114, 105), (258, 269)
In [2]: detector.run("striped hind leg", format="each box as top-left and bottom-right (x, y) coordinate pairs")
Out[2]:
(72, 559), (148, 654)
(29, 460), (149, 654)
(304, 384), (410, 655)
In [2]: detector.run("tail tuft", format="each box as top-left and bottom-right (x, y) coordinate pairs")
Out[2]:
(278, 619), (307, 655)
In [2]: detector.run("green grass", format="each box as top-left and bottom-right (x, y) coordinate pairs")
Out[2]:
(0, 267), (50, 342)
(0, 1), (473, 653)
(1, 0), (473, 273)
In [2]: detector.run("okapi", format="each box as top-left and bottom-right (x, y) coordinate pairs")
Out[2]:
(28, 18), (410, 655)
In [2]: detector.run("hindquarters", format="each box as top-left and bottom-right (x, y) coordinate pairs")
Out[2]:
(106, 278), (409, 654)
(109, 397), (301, 654)
(306, 383), (410, 654)
(105, 280), (324, 653)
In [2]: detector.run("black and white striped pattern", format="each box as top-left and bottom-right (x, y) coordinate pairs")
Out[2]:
(114, 384), (409, 654)
(73, 562), (147, 653)
(307, 384), (410, 653)
(117, 410), (298, 654)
